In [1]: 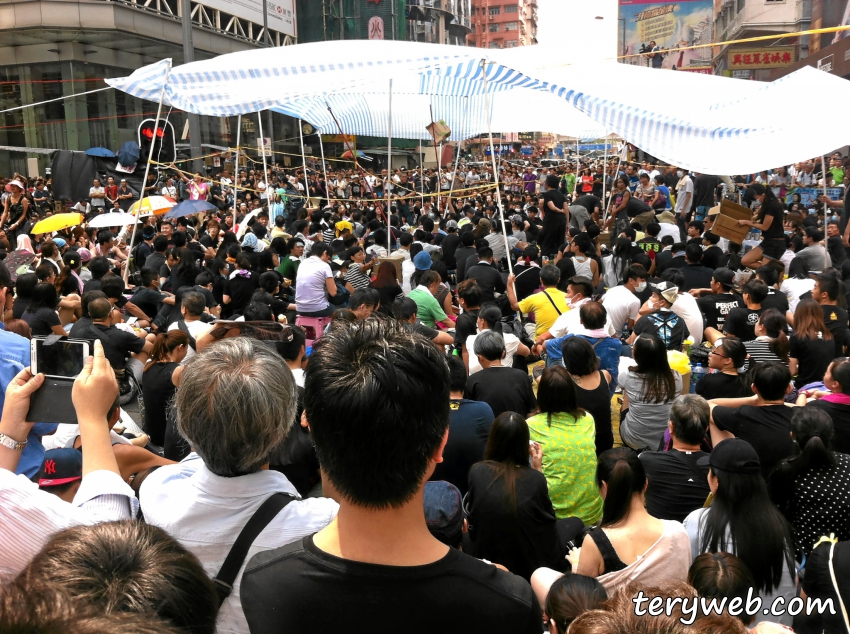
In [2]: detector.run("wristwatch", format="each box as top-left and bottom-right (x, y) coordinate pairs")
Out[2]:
(0, 433), (27, 451)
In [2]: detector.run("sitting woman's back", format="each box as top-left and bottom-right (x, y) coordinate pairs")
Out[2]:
(465, 412), (564, 581)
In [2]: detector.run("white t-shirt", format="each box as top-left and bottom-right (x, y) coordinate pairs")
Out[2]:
(168, 319), (214, 362)
(466, 332), (520, 375)
(602, 285), (641, 337)
(657, 223), (681, 243)
(674, 176), (693, 215)
(781, 277), (816, 312)
(90, 186), (106, 207)
(290, 367), (304, 387)
(670, 292), (704, 346)
(295, 256), (333, 313)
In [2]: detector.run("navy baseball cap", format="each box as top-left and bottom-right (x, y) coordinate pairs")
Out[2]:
(424, 481), (463, 547)
(37, 448), (83, 487)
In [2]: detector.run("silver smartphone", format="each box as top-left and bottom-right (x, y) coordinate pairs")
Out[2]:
(30, 338), (90, 380)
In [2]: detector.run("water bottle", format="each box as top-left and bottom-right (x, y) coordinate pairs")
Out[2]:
(690, 363), (706, 394)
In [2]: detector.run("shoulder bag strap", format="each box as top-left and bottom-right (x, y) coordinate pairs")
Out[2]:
(212, 492), (296, 607)
(541, 291), (563, 316)
(828, 539), (850, 632)
(588, 527), (625, 573)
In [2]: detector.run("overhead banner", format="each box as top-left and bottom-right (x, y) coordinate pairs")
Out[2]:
(196, 0), (296, 38)
(811, 0), (850, 56)
(619, 0), (713, 71)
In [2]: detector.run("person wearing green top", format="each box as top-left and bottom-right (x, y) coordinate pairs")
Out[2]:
(277, 238), (304, 283)
(527, 366), (603, 525)
(561, 165), (576, 197)
(408, 270), (448, 329)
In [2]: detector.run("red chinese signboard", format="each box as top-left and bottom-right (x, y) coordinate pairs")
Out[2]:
(728, 47), (796, 70)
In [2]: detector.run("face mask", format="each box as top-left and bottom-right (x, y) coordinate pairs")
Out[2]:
(635, 281), (647, 293)
(676, 170), (684, 178)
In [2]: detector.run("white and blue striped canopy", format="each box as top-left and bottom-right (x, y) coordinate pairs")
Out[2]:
(106, 41), (850, 174)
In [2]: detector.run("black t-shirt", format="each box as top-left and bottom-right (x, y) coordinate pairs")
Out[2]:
(761, 287), (789, 313)
(454, 309), (480, 349)
(723, 306), (763, 341)
(695, 372), (748, 400)
(639, 449), (711, 523)
(701, 245), (724, 270)
(430, 399), (494, 496)
(440, 233), (461, 269)
(241, 536), (542, 634)
(712, 404), (796, 476)
(822, 304), (850, 357)
(454, 246), (477, 281)
(22, 307), (60, 336)
(464, 366), (537, 419)
(679, 263), (715, 292)
(404, 322), (439, 341)
(800, 540), (850, 634)
(697, 293), (741, 331)
(806, 400), (850, 454)
(512, 265), (541, 302)
(82, 278), (103, 294)
(12, 297), (30, 320)
(760, 199), (785, 240)
(574, 195), (601, 214)
(78, 323), (146, 371)
(790, 335), (836, 388)
(464, 262), (505, 306)
(130, 287), (165, 320)
(223, 273), (259, 317)
(142, 361), (179, 446)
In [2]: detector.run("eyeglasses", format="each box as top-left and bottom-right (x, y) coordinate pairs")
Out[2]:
(709, 350), (729, 359)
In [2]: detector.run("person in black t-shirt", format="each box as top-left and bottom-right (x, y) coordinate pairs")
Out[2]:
(639, 394), (711, 522)
(129, 268), (170, 324)
(695, 267), (741, 332)
(696, 337), (750, 400)
(464, 330), (537, 418)
(708, 278), (767, 344)
(709, 361), (797, 477)
(813, 272), (850, 357)
(538, 175), (567, 258)
(679, 243), (714, 292)
(800, 357), (850, 454)
(240, 320), (542, 634)
(454, 279), (481, 354)
(754, 265), (790, 313)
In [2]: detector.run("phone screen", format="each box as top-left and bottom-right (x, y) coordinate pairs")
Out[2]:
(33, 339), (87, 379)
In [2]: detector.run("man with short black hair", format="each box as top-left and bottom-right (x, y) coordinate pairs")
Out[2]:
(629, 281), (690, 351)
(167, 290), (212, 361)
(795, 227), (832, 274)
(509, 265), (568, 343)
(349, 288), (380, 320)
(714, 278), (767, 343)
(454, 231), (477, 281)
(464, 247), (505, 305)
(679, 243), (713, 292)
(813, 272), (850, 356)
(392, 297), (454, 346)
(639, 395), (711, 522)
(694, 268), (741, 332)
(466, 330), (537, 419)
(241, 321), (542, 634)
(709, 361), (797, 477)
(430, 355), (494, 496)
(755, 265), (789, 313)
(658, 242), (687, 275)
(601, 265), (646, 337)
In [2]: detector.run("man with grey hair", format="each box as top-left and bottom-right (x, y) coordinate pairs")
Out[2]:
(167, 290), (212, 361)
(638, 394), (711, 522)
(139, 337), (338, 634)
(464, 330), (537, 418)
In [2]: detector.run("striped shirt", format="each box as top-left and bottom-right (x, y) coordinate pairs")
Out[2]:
(744, 337), (786, 366)
(345, 265), (372, 290)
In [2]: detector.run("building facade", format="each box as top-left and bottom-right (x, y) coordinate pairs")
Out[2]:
(712, 0), (808, 78)
(467, 0), (538, 50)
(0, 0), (298, 175)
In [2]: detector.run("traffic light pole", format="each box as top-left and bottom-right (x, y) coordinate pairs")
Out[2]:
(181, 0), (203, 173)
(125, 61), (172, 285)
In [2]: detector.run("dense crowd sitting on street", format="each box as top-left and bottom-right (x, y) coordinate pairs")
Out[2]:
(1, 151), (850, 633)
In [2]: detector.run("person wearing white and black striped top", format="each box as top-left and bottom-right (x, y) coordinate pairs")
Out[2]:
(743, 308), (790, 368)
(344, 246), (374, 291)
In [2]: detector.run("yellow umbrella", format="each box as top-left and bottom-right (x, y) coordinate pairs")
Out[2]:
(31, 213), (84, 235)
(128, 195), (176, 216)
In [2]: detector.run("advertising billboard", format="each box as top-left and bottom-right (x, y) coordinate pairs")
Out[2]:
(196, 0), (296, 38)
(619, 0), (714, 71)
(811, 0), (850, 56)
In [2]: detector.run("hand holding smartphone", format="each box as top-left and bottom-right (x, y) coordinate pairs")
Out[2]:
(27, 338), (91, 425)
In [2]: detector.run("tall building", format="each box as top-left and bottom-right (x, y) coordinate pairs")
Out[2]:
(408, 0), (472, 46)
(467, 0), (538, 50)
(713, 0), (808, 79)
(0, 0), (298, 175)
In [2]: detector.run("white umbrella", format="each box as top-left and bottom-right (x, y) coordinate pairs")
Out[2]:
(88, 212), (140, 228)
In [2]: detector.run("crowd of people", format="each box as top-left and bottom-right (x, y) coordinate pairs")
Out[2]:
(1, 150), (850, 634)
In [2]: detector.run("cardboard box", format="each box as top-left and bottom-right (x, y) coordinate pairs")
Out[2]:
(712, 199), (754, 245)
(379, 253), (405, 283)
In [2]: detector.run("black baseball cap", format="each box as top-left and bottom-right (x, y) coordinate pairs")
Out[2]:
(698, 438), (760, 475)
(712, 267), (735, 290)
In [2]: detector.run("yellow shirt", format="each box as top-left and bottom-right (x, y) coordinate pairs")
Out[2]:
(518, 288), (569, 337)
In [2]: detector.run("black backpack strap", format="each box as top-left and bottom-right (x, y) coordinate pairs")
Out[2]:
(177, 319), (197, 351)
(212, 492), (296, 607)
(588, 527), (627, 573)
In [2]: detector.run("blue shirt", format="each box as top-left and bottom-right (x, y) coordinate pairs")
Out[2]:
(0, 324), (58, 478)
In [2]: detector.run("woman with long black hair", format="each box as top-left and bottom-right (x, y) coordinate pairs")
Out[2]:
(619, 334), (682, 451)
(684, 438), (796, 626)
(465, 412), (566, 581)
(744, 308), (790, 366)
(602, 237), (632, 288)
(769, 408), (850, 561)
(790, 298), (836, 389)
(740, 182), (786, 269)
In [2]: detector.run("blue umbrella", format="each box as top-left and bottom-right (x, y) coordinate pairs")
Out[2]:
(85, 147), (115, 158)
(163, 199), (217, 219)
